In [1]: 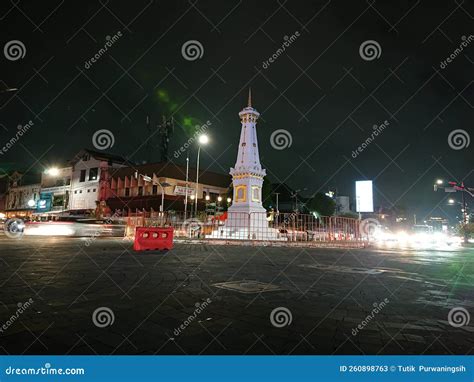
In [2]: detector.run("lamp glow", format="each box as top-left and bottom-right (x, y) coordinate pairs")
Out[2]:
(198, 134), (209, 145)
(46, 167), (60, 176)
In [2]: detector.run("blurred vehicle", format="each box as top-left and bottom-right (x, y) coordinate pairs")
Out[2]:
(3, 218), (26, 235)
(374, 227), (462, 249)
(23, 218), (125, 237)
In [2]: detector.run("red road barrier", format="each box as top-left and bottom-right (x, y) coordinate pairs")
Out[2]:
(133, 227), (174, 251)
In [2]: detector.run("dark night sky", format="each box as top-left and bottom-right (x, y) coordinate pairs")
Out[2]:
(0, 0), (472, 221)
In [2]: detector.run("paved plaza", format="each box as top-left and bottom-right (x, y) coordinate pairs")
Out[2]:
(0, 237), (473, 355)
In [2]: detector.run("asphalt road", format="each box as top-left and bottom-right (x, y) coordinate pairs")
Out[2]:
(0, 236), (472, 355)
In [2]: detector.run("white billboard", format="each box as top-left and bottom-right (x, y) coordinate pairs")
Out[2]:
(355, 180), (374, 213)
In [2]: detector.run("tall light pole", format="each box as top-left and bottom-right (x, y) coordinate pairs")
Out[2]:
(194, 134), (209, 216)
(274, 192), (280, 215)
(184, 153), (189, 220)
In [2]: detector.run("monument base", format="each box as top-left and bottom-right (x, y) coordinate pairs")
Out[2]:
(206, 227), (285, 241)
(206, 211), (286, 241)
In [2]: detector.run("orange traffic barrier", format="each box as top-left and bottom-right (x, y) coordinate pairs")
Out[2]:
(133, 227), (173, 251)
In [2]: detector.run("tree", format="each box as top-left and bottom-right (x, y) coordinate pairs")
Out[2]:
(458, 223), (474, 242)
(306, 193), (336, 217)
(262, 178), (274, 209)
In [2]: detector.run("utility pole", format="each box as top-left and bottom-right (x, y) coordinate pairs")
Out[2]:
(146, 116), (152, 163)
(194, 144), (201, 216)
(291, 190), (299, 213)
(158, 116), (174, 162)
(461, 183), (467, 242)
(184, 152), (189, 220)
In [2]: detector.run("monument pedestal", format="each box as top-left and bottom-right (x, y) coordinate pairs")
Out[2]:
(207, 211), (284, 241)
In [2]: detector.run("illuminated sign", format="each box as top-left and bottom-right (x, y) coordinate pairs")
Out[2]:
(355, 180), (373, 213)
(37, 200), (48, 209)
(174, 186), (194, 196)
(36, 192), (53, 212)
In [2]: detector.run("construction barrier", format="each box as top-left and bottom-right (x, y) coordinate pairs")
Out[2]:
(133, 227), (174, 251)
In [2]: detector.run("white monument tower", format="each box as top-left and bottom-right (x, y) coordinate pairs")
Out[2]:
(208, 89), (283, 240)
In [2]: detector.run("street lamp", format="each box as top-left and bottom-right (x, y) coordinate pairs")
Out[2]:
(135, 172), (170, 212)
(217, 196), (222, 202)
(205, 195), (210, 201)
(198, 134), (209, 145)
(45, 167), (60, 176)
(434, 179), (444, 191)
(194, 134), (209, 216)
(0, 86), (18, 94)
(227, 197), (231, 204)
(434, 179), (473, 243)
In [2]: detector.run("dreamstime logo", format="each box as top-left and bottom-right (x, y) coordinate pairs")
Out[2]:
(92, 307), (115, 328)
(448, 129), (470, 150)
(181, 218), (204, 238)
(3, 218), (25, 239)
(0, 298), (34, 334)
(181, 40), (204, 61)
(92, 129), (115, 150)
(270, 307), (292, 328)
(283, 212), (297, 226)
(173, 298), (212, 337)
(0, 120), (35, 156)
(440, 35), (474, 69)
(352, 298), (389, 336)
(262, 31), (300, 69)
(448, 307), (470, 328)
(173, 121), (211, 159)
(270, 129), (292, 150)
(359, 218), (380, 237)
(351, 120), (390, 159)
(359, 40), (381, 61)
(4, 40), (26, 61)
(84, 31), (122, 69)
(5, 363), (85, 376)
